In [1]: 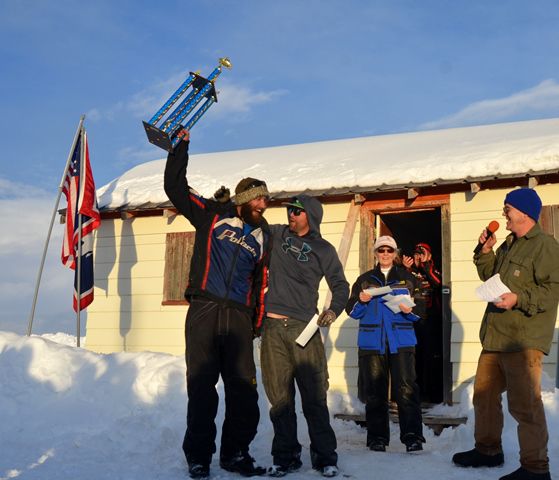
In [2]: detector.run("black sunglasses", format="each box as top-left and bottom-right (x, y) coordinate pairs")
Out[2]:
(376, 247), (395, 254)
(287, 206), (305, 216)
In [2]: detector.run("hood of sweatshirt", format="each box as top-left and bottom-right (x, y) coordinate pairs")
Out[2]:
(286, 194), (323, 238)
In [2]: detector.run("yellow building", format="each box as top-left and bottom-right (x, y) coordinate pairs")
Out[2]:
(87, 119), (559, 403)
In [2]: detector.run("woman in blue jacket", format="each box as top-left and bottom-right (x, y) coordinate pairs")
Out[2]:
(345, 235), (425, 453)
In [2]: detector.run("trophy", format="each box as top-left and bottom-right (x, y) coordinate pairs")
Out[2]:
(143, 57), (232, 152)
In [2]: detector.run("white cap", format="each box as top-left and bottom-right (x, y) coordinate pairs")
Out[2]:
(373, 235), (397, 250)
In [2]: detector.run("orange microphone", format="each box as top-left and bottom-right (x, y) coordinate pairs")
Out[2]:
(474, 221), (500, 254)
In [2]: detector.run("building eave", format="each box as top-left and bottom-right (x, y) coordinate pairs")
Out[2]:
(97, 168), (559, 217)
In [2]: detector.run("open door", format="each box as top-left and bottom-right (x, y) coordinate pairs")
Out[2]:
(360, 195), (452, 404)
(378, 208), (443, 404)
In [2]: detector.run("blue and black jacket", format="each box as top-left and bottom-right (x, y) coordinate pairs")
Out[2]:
(345, 264), (419, 354)
(164, 140), (271, 325)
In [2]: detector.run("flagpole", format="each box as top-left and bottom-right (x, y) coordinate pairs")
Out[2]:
(76, 215), (83, 347)
(27, 115), (86, 337)
(75, 128), (86, 348)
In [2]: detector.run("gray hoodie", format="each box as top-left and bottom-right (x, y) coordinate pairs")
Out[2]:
(265, 195), (350, 322)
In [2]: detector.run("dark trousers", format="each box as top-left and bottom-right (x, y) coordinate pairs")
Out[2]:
(359, 350), (423, 445)
(414, 315), (443, 402)
(473, 350), (549, 473)
(182, 297), (260, 466)
(260, 317), (337, 468)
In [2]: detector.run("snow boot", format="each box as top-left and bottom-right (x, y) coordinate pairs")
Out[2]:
(267, 457), (303, 477)
(405, 440), (423, 452)
(220, 451), (266, 477)
(188, 463), (209, 479)
(367, 438), (387, 452)
(320, 465), (339, 478)
(499, 467), (551, 480)
(452, 448), (504, 468)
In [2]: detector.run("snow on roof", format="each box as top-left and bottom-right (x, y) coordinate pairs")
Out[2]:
(97, 118), (559, 210)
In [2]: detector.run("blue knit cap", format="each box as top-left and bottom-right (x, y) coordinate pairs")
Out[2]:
(504, 188), (542, 221)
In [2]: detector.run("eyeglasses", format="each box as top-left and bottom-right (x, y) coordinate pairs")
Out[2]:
(376, 247), (395, 254)
(287, 206), (305, 216)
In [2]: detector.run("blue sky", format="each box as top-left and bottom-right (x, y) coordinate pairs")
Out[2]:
(1, 0), (559, 335)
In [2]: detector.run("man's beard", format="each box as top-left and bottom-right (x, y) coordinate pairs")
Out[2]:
(240, 203), (264, 226)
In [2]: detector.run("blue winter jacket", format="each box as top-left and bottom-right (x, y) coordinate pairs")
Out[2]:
(164, 140), (271, 325)
(345, 265), (419, 354)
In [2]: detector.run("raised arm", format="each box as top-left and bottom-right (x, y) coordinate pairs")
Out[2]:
(163, 132), (208, 228)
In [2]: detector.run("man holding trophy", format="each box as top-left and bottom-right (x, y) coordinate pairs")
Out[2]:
(164, 128), (271, 479)
(155, 57), (271, 479)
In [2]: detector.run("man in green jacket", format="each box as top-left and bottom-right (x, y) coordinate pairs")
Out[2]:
(452, 188), (559, 480)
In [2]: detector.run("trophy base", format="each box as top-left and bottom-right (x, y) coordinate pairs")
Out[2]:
(143, 121), (174, 152)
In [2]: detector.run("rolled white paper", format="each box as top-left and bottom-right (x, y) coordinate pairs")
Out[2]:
(295, 314), (320, 347)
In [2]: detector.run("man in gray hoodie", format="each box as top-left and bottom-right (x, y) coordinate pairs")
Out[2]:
(260, 195), (349, 478)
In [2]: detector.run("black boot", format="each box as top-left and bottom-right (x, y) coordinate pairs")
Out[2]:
(220, 451), (266, 477)
(452, 448), (504, 468)
(405, 440), (423, 453)
(367, 437), (387, 452)
(499, 467), (551, 480)
(403, 434), (424, 453)
(188, 463), (210, 479)
(267, 456), (303, 478)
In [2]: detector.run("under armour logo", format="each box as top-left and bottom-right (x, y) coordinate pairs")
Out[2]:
(282, 237), (312, 262)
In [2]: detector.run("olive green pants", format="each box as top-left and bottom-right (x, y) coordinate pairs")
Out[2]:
(260, 316), (337, 468)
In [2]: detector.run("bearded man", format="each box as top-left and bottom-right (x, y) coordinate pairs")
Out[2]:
(164, 129), (271, 479)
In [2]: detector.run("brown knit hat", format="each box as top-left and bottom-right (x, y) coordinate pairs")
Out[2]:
(233, 177), (270, 205)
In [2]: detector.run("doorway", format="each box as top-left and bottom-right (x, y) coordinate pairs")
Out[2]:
(378, 208), (444, 404)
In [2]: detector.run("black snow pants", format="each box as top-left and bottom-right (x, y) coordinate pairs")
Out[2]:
(182, 296), (260, 466)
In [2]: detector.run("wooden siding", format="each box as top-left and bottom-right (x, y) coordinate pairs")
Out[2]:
(87, 214), (195, 354)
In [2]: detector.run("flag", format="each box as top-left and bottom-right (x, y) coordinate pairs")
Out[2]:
(61, 129), (101, 311)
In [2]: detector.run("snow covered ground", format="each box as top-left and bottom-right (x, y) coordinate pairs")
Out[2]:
(1, 331), (557, 480)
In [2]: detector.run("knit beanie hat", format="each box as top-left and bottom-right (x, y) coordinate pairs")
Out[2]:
(504, 188), (542, 221)
(233, 177), (270, 205)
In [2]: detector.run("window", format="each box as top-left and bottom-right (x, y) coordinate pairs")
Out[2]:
(162, 232), (195, 305)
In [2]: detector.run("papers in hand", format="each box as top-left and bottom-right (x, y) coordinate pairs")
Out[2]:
(362, 286), (415, 313)
(382, 294), (415, 313)
(476, 274), (511, 303)
(363, 286), (393, 297)
(295, 315), (319, 347)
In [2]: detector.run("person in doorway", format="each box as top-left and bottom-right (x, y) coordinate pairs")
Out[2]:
(403, 242), (442, 402)
(164, 129), (271, 479)
(260, 195), (349, 478)
(345, 235), (425, 453)
(452, 188), (559, 480)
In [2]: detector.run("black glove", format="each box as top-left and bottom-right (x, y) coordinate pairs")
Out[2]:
(317, 309), (336, 327)
(213, 185), (231, 203)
